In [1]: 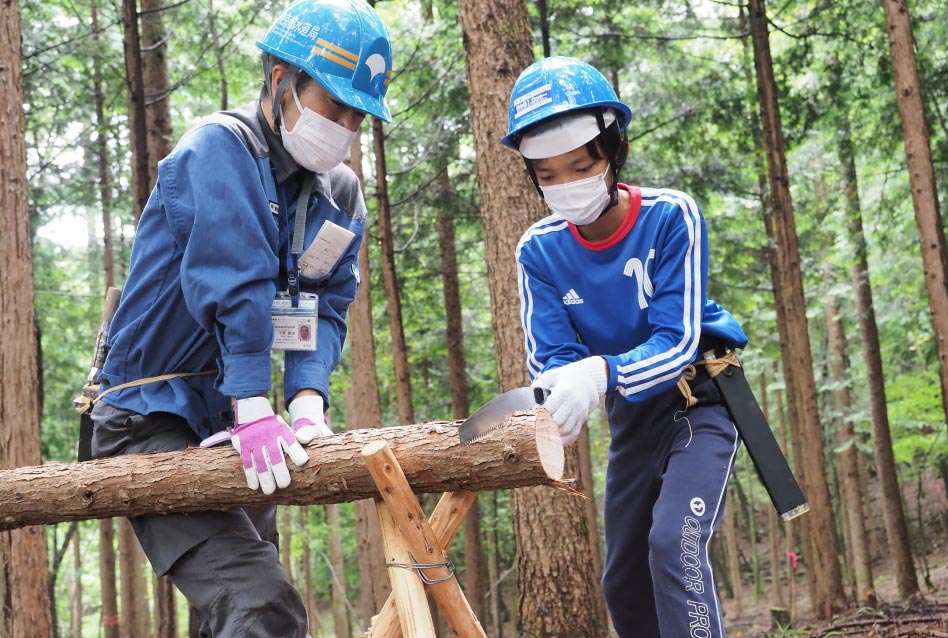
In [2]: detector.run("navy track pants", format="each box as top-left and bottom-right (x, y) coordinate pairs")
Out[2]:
(601, 366), (739, 638)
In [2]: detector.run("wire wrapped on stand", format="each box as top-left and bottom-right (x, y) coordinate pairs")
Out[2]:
(386, 557), (456, 585)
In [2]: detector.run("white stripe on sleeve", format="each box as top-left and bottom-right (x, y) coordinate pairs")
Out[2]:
(616, 190), (703, 393)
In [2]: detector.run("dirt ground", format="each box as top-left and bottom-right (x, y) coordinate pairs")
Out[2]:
(721, 474), (948, 638)
(721, 556), (948, 637)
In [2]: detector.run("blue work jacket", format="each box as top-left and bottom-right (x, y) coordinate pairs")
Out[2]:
(98, 102), (365, 439)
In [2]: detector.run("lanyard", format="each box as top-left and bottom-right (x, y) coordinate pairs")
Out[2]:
(282, 172), (315, 308)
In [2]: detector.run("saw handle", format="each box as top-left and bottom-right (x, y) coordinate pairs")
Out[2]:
(533, 387), (550, 405)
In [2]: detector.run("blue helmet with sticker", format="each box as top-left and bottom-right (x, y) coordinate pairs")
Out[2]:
(502, 56), (631, 150)
(258, 0), (392, 122)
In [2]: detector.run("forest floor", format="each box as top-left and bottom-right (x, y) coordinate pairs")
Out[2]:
(721, 548), (948, 637)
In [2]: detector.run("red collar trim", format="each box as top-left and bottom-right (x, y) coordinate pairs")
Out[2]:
(569, 184), (641, 251)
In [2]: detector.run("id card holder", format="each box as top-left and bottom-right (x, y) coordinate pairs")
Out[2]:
(271, 292), (317, 351)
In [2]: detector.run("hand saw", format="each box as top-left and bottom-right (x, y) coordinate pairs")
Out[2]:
(458, 387), (544, 444)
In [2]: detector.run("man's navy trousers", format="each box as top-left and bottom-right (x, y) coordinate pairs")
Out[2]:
(90, 402), (309, 638)
(601, 365), (740, 638)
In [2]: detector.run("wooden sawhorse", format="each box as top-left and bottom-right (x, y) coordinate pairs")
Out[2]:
(361, 440), (487, 638)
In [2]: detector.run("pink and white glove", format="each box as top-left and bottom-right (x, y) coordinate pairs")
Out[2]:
(532, 356), (608, 445)
(288, 394), (333, 443)
(231, 397), (309, 495)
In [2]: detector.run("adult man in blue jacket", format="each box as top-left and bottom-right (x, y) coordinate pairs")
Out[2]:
(90, 1), (392, 634)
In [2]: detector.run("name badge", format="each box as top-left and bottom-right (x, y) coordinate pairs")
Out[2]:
(271, 292), (317, 351)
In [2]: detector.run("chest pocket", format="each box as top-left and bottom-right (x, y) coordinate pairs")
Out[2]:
(295, 196), (360, 288)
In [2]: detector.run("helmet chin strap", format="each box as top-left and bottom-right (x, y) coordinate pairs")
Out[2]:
(263, 57), (300, 136)
(594, 110), (621, 212)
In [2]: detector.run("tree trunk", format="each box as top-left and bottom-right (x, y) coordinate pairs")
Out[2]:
(774, 380), (799, 621)
(458, 0), (608, 635)
(746, 0), (818, 612)
(487, 492), (502, 638)
(50, 523), (81, 638)
(344, 136), (393, 624)
(747, 0), (846, 617)
(0, 417), (562, 530)
(436, 165), (487, 623)
(759, 372), (785, 608)
(840, 107), (915, 592)
(117, 519), (148, 638)
(733, 477), (761, 602)
(205, 0), (228, 109)
(353, 496), (388, 629)
(723, 488), (743, 615)
(91, 0), (116, 290)
(576, 426), (607, 624)
(281, 506), (293, 583)
(121, 0), (151, 225)
(764, 202), (816, 618)
(188, 603), (201, 638)
(141, 0), (173, 181)
(0, 2), (55, 633)
(882, 0), (948, 443)
(299, 508), (319, 637)
(91, 6), (122, 634)
(326, 504), (349, 638)
(537, 0), (551, 58)
(772, 382), (797, 621)
(824, 297), (876, 605)
(99, 519), (120, 638)
(155, 573), (177, 638)
(372, 118), (414, 426)
(72, 529), (82, 638)
(874, 3), (933, 600)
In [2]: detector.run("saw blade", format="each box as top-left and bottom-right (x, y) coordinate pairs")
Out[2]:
(458, 387), (537, 444)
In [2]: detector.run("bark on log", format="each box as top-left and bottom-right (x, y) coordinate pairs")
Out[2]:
(0, 413), (562, 530)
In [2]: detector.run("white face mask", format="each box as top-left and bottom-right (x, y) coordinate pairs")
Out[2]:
(539, 168), (612, 226)
(280, 85), (359, 173)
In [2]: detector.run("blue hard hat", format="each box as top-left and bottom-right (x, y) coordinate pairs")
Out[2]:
(502, 56), (631, 150)
(258, 0), (392, 122)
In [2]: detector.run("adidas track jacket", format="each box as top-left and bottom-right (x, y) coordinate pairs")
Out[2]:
(516, 184), (748, 402)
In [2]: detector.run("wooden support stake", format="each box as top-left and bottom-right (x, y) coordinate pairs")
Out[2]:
(368, 491), (478, 638)
(361, 442), (487, 638)
(376, 499), (436, 638)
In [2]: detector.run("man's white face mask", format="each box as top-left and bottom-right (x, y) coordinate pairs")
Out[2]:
(280, 84), (359, 173)
(539, 167), (612, 226)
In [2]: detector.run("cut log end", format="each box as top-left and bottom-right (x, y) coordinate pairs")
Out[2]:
(533, 409), (564, 482)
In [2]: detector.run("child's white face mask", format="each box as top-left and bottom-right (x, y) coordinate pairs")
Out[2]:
(281, 85), (358, 173)
(539, 168), (612, 226)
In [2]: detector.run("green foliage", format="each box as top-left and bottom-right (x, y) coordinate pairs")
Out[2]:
(18, 0), (948, 632)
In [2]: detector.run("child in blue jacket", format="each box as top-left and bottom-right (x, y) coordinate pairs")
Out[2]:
(504, 56), (748, 638)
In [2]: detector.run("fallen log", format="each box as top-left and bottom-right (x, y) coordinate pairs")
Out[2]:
(0, 411), (562, 531)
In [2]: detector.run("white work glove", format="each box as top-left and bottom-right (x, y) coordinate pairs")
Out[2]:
(230, 397), (309, 495)
(532, 356), (608, 445)
(288, 394), (333, 443)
